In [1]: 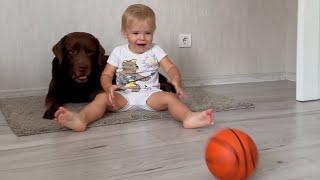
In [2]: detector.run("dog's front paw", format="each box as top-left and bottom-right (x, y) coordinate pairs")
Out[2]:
(160, 83), (176, 93)
(43, 109), (55, 119)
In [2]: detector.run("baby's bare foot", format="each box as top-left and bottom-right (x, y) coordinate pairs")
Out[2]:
(54, 107), (87, 132)
(183, 109), (214, 129)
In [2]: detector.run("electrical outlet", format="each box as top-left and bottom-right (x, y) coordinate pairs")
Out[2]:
(179, 34), (192, 48)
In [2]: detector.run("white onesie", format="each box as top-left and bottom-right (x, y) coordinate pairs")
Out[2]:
(107, 44), (167, 111)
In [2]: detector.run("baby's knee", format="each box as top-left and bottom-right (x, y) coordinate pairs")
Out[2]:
(94, 92), (116, 109)
(164, 92), (179, 100)
(94, 93), (111, 105)
(95, 92), (108, 100)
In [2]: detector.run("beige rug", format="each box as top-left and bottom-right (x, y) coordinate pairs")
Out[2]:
(0, 86), (254, 136)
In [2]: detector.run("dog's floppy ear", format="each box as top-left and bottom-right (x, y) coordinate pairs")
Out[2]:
(52, 37), (65, 64)
(98, 43), (106, 66)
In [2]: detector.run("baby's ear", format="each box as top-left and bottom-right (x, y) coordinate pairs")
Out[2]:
(121, 30), (128, 38)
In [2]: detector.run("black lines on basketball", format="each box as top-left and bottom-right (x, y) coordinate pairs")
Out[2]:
(205, 128), (259, 179)
(209, 137), (240, 179)
(248, 135), (257, 169)
(229, 128), (249, 178)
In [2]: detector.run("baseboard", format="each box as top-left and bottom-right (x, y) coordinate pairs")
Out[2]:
(0, 72), (296, 98)
(0, 87), (48, 99)
(285, 72), (296, 82)
(182, 72), (292, 87)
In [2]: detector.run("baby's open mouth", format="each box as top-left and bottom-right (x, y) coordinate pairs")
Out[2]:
(136, 43), (146, 47)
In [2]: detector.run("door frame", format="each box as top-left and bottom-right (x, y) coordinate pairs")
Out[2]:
(296, 0), (320, 101)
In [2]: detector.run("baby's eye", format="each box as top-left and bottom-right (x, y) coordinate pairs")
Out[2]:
(132, 32), (139, 35)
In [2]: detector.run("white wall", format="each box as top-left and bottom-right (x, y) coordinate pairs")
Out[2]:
(0, 0), (297, 97)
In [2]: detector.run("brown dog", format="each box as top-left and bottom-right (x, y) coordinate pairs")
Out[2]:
(43, 32), (175, 119)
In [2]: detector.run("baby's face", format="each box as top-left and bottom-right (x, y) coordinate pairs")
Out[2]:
(123, 19), (154, 54)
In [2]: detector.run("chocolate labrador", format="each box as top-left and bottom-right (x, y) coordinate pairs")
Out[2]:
(43, 32), (175, 119)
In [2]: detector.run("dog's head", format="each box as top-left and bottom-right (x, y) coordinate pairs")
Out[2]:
(52, 32), (105, 83)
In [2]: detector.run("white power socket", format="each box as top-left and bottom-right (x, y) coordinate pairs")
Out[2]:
(179, 34), (192, 48)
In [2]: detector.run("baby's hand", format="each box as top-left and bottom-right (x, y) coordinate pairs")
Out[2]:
(106, 85), (121, 107)
(168, 79), (186, 99)
(175, 85), (186, 100)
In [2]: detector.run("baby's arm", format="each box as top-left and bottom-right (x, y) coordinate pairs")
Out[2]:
(160, 56), (185, 98)
(101, 64), (119, 106)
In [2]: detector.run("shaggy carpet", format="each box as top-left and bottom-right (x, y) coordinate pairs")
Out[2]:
(0, 86), (254, 136)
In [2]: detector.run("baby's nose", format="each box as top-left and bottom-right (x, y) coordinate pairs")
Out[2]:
(138, 34), (146, 40)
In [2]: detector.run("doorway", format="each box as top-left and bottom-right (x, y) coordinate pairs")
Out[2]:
(296, 0), (320, 101)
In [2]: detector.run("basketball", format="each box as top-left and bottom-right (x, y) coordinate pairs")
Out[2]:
(205, 128), (259, 179)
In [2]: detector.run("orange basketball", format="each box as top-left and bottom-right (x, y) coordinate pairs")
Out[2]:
(205, 128), (259, 180)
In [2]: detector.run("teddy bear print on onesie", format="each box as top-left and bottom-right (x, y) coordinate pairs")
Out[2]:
(117, 59), (153, 91)
(108, 44), (167, 92)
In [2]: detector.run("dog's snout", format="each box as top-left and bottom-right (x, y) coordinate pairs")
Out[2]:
(78, 64), (89, 72)
(71, 54), (92, 77)
(75, 53), (91, 68)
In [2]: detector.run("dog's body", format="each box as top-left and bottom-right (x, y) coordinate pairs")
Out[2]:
(43, 32), (108, 119)
(43, 32), (175, 119)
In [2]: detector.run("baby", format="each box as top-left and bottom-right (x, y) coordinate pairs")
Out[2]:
(54, 4), (214, 131)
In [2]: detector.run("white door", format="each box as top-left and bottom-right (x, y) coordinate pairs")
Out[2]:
(296, 0), (320, 101)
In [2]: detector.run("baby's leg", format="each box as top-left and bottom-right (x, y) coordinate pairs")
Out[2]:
(182, 109), (214, 129)
(54, 107), (86, 132)
(54, 92), (127, 132)
(147, 92), (214, 128)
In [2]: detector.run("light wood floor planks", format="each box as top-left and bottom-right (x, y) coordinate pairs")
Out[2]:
(1, 80), (320, 180)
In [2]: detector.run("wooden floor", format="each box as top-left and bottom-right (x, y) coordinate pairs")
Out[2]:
(1, 80), (320, 180)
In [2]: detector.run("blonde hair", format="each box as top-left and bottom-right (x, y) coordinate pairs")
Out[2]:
(121, 4), (156, 32)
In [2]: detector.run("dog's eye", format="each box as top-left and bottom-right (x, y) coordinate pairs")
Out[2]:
(68, 50), (77, 55)
(86, 50), (95, 56)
